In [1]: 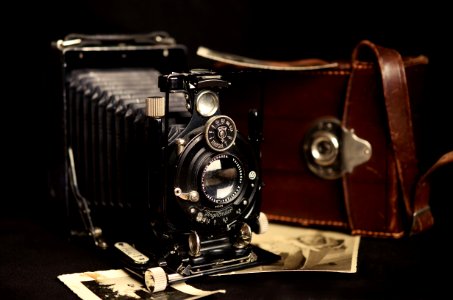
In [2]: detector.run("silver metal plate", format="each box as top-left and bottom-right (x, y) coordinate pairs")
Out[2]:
(114, 242), (150, 265)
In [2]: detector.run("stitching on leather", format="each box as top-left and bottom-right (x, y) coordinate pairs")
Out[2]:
(266, 214), (348, 228)
(306, 70), (351, 76)
(305, 59), (426, 76)
(351, 229), (405, 238)
(267, 214), (406, 238)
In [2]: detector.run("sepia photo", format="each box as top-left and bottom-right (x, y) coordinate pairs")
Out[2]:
(221, 223), (360, 274)
(58, 269), (225, 300)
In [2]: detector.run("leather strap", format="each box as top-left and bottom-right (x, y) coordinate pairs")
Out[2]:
(343, 40), (432, 233)
(411, 151), (453, 234)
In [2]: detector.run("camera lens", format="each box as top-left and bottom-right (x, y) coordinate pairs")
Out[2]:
(174, 132), (258, 228)
(201, 154), (243, 204)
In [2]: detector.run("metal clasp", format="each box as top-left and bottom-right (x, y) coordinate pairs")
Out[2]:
(303, 118), (372, 179)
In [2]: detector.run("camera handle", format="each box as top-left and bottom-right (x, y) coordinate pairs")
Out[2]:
(56, 32), (176, 49)
(67, 147), (108, 249)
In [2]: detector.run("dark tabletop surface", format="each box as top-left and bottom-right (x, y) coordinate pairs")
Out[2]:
(1, 207), (451, 300)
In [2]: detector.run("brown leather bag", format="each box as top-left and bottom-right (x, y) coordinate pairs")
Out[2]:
(198, 40), (453, 238)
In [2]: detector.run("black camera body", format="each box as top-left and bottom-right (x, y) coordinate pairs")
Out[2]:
(49, 33), (273, 291)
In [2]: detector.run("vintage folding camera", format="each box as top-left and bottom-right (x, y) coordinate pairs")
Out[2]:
(49, 33), (275, 292)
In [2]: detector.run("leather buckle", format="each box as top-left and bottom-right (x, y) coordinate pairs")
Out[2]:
(410, 206), (433, 235)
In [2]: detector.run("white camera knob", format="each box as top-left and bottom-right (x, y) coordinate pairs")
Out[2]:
(144, 267), (168, 293)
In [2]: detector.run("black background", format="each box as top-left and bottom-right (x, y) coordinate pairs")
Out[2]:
(1, 1), (452, 299)
(3, 0), (452, 216)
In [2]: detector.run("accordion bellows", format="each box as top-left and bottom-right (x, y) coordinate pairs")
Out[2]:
(66, 69), (188, 209)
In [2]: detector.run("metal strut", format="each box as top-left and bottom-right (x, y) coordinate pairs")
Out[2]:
(67, 147), (107, 249)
